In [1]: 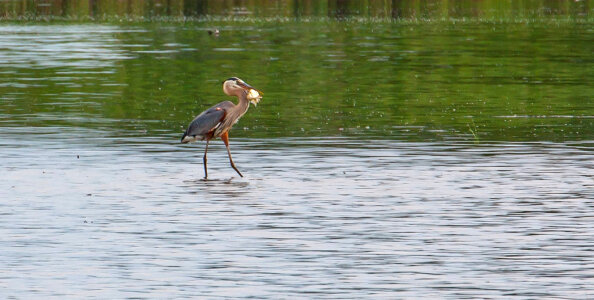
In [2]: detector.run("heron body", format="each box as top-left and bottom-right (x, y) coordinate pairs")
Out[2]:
(181, 77), (262, 179)
(181, 100), (242, 143)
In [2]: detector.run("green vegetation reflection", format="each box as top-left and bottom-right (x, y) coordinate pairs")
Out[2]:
(0, 2), (591, 142)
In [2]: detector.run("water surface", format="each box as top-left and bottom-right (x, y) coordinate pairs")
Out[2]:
(1, 11), (593, 299)
(2, 130), (593, 298)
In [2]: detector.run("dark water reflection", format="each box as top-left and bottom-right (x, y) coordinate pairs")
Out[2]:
(0, 17), (593, 298)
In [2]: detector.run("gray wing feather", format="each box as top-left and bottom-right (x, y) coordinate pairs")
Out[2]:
(182, 101), (234, 141)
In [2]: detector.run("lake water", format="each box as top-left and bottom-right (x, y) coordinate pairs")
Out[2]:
(1, 7), (593, 299)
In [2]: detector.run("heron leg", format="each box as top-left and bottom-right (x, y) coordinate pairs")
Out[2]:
(203, 140), (209, 179)
(221, 132), (243, 177)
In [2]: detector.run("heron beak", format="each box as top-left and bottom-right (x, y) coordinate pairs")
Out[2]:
(237, 81), (259, 92)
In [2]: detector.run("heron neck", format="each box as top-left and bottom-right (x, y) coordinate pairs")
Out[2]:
(236, 90), (250, 112)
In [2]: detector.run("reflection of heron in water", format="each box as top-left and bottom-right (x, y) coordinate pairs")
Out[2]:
(181, 77), (262, 179)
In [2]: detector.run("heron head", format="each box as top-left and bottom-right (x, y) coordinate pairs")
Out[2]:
(222, 77), (263, 106)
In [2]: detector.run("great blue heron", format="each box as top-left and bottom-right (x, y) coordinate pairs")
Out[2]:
(181, 77), (262, 179)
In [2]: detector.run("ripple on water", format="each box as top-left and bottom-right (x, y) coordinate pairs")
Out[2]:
(0, 130), (593, 298)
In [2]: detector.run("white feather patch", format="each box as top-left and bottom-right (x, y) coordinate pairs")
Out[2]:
(182, 135), (198, 143)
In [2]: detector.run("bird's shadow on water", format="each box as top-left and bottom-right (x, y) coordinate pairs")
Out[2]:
(181, 176), (251, 198)
(183, 176), (246, 185)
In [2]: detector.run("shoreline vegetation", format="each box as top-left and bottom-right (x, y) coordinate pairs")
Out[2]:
(0, 0), (591, 23)
(1, 15), (592, 24)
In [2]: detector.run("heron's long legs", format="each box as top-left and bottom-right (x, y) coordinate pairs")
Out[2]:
(221, 132), (243, 177)
(203, 140), (209, 179)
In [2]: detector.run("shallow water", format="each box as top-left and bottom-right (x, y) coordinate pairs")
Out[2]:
(0, 13), (593, 299)
(1, 128), (593, 298)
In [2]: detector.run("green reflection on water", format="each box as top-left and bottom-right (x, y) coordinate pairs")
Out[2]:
(0, 12), (592, 142)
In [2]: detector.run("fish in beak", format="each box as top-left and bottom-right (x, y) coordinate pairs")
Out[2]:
(238, 81), (263, 106)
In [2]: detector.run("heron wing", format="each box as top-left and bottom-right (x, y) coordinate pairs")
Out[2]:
(182, 101), (234, 141)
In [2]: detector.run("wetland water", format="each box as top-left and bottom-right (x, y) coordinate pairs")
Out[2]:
(1, 5), (593, 299)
